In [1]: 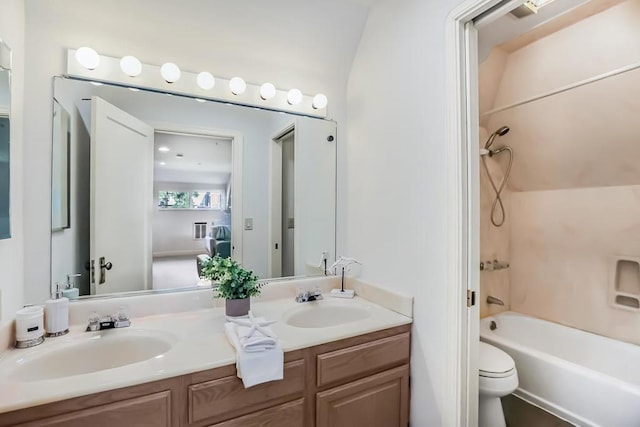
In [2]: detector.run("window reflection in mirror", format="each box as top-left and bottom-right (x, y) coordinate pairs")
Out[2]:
(0, 42), (11, 240)
(48, 77), (336, 301)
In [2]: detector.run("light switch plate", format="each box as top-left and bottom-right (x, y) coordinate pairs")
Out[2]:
(244, 218), (253, 231)
(287, 218), (295, 229)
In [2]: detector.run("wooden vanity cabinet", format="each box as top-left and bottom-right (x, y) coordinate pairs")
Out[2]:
(0, 376), (183, 427)
(0, 324), (411, 427)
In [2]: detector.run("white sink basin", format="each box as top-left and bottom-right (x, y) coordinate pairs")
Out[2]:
(283, 300), (372, 328)
(7, 329), (176, 382)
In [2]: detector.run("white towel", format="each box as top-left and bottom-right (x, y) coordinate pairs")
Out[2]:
(224, 313), (284, 388)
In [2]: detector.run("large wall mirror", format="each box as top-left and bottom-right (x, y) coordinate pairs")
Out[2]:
(50, 76), (336, 299)
(0, 41), (11, 240)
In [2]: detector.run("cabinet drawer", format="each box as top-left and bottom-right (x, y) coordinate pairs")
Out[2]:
(188, 359), (305, 425)
(210, 398), (305, 427)
(317, 332), (410, 387)
(14, 391), (171, 427)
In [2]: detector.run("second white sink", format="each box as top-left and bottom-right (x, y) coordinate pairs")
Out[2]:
(6, 329), (176, 382)
(283, 299), (372, 328)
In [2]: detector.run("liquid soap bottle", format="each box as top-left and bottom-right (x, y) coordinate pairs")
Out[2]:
(61, 273), (81, 300)
(44, 283), (69, 337)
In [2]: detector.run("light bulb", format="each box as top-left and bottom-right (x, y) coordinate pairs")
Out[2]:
(197, 72), (215, 90)
(287, 88), (303, 105)
(160, 62), (181, 83)
(229, 77), (246, 95)
(312, 93), (328, 109)
(75, 47), (100, 70)
(120, 55), (142, 77)
(259, 82), (276, 100)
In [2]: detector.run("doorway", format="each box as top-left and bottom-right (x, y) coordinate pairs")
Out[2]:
(447, 0), (632, 425)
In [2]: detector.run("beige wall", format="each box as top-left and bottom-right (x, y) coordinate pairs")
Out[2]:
(478, 0), (640, 341)
(0, 0), (24, 345)
(491, 0), (640, 110)
(511, 186), (640, 345)
(485, 0), (640, 192)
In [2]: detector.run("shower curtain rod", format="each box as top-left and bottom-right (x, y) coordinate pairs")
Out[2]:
(480, 59), (640, 117)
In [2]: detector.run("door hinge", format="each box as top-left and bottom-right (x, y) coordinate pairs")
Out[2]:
(467, 290), (476, 307)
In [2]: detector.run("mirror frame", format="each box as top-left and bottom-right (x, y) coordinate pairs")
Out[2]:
(48, 75), (337, 302)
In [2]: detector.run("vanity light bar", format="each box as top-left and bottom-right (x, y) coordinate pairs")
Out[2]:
(66, 48), (327, 118)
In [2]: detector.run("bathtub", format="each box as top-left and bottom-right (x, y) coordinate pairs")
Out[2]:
(480, 311), (640, 427)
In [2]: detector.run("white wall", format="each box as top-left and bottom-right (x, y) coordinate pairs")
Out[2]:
(23, 0), (358, 303)
(346, 0), (465, 424)
(0, 0), (24, 335)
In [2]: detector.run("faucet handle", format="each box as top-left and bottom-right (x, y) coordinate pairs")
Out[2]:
(86, 311), (100, 331)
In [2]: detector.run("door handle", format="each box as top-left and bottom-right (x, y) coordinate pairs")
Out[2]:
(99, 257), (113, 284)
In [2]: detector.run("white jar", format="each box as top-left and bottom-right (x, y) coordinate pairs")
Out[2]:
(15, 306), (45, 348)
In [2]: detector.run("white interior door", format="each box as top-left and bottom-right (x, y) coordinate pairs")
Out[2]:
(90, 96), (154, 294)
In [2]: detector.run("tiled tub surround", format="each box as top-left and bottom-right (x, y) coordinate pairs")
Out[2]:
(0, 277), (412, 414)
(511, 186), (640, 346)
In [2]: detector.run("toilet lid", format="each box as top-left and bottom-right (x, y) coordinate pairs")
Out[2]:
(479, 342), (515, 378)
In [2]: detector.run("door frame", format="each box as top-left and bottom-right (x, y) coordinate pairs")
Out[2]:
(148, 121), (244, 264)
(444, 0), (522, 425)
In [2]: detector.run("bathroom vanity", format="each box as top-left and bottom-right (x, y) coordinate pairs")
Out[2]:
(0, 279), (412, 427)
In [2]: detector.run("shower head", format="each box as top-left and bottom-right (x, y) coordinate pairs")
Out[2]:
(496, 126), (510, 136)
(484, 125), (510, 150)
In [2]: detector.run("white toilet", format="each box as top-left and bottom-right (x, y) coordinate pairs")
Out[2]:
(478, 341), (518, 427)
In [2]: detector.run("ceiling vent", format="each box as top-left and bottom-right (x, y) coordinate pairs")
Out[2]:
(510, 1), (538, 18)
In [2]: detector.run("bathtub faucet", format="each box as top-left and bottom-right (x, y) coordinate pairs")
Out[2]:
(487, 295), (504, 306)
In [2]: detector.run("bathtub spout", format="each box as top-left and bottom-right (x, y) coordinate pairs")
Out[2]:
(487, 295), (504, 306)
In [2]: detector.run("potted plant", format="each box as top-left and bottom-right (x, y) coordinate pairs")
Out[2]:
(200, 255), (262, 317)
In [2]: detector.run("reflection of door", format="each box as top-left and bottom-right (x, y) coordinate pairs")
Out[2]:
(281, 132), (295, 277)
(90, 97), (154, 294)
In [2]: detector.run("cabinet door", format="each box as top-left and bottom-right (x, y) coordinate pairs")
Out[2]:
(14, 391), (172, 427)
(210, 399), (304, 427)
(316, 365), (409, 427)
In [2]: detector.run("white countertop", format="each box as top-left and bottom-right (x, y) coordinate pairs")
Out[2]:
(0, 289), (412, 414)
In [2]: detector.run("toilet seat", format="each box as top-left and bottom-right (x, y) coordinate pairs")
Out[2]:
(479, 342), (515, 378)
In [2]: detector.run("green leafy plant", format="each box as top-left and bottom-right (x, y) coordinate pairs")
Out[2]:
(200, 255), (262, 300)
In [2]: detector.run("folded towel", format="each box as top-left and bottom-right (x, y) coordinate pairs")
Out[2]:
(224, 312), (283, 388)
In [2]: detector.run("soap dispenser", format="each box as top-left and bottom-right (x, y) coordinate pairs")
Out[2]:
(44, 283), (69, 337)
(61, 273), (81, 300)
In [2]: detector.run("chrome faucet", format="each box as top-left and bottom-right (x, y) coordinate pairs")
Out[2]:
(486, 295), (504, 306)
(86, 309), (131, 332)
(295, 288), (323, 303)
